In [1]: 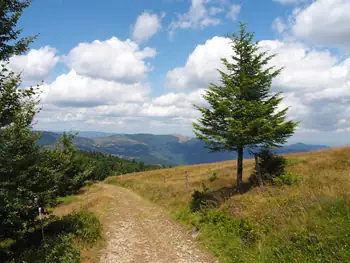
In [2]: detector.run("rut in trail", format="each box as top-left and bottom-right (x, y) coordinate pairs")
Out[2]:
(99, 184), (217, 263)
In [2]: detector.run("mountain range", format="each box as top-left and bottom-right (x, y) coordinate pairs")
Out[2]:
(37, 131), (329, 165)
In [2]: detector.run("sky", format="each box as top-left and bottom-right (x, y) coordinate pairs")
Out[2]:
(8, 0), (350, 146)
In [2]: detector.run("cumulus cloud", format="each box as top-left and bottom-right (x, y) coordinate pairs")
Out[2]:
(165, 36), (232, 90)
(273, 0), (350, 49)
(292, 0), (350, 48)
(6, 46), (59, 83)
(165, 35), (350, 133)
(65, 37), (156, 83)
(132, 11), (165, 43)
(39, 70), (151, 108)
(168, 0), (240, 37)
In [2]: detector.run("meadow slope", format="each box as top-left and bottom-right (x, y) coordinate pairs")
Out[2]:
(106, 147), (350, 263)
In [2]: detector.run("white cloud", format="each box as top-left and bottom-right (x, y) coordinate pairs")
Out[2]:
(39, 70), (151, 108)
(272, 17), (287, 34)
(165, 36), (232, 90)
(226, 4), (241, 21)
(259, 40), (350, 131)
(168, 0), (240, 37)
(209, 7), (224, 15)
(165, 35), (350, 133)
(132, 11), (165, 43)
(65, 37), (156, 83)
(7, 46), (59, 83)
(274, 0), (350, 48)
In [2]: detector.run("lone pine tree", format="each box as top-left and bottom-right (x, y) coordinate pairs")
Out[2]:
(193, 23), (297, 193)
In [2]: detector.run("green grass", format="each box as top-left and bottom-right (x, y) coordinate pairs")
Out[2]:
(57, 195), (79, 205)
(105, 177), (119, 185)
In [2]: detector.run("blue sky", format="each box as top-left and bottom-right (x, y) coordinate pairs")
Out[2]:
(8, 0), (350, 146)
(19, 0), (286, 97)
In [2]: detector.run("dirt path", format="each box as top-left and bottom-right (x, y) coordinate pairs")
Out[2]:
(99, 184), (216, 263)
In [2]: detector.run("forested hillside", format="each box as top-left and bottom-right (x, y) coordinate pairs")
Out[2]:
(37, 131), (329, 165)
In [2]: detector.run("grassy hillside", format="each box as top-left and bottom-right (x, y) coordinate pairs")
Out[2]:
(106, 147), (350, 263)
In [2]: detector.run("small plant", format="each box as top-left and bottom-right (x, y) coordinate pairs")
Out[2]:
(208, 171), (218, 182)
(273, 171), (300, 186)
(190, 190), (207, 212)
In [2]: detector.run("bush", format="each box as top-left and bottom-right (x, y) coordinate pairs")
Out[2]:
(5, 211), (101, 262)
(190, 190), (207, 212)
(16, 233), (80, 263)
(208, 171), (218, 182)
(190, 189), (218, 212)
(273, 171), (300, 186)
(49, 211), (101, 246)
(249, 149), (287, 185)
(259, 149), (287, 179)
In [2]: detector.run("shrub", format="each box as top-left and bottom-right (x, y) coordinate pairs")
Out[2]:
(259, 149), (287, 179)
(249, 149), (287, 185)
(190, 189), (218, 212)
(49, 211), (101, 246)
(273, 171), (300, 186)
(190, 190), (207, 212)
(208, 171), (218, 182)
(16, 233), (80, 263)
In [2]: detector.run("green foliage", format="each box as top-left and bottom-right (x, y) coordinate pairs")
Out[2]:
(208, 171), (218, 182)
(190, 190), (208, 212)
(193, 23), (297, 191)
(50, 211), (101, 246)
(249, 149), (289, 186)
(259, 149), (287, 178)
(0, 0), (56, 240)
(4, 211), (101, 262)
(190, 187), (218, 212)
(77, 150), (160, 180)
(0, 0), (36, 61)
(16, 233), (80, 263)
(273, 171), (300, 186)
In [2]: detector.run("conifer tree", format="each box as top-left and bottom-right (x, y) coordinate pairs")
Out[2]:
(193, 23), (298, 193)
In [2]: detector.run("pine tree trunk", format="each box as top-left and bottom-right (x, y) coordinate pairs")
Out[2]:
(254, 153), (264, 187)
(237, 146), (244, 194)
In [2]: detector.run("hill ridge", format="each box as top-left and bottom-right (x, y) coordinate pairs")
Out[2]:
(37, 131), (329, 165)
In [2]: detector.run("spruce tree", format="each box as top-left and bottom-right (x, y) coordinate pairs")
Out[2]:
(193, 23), (297, 193)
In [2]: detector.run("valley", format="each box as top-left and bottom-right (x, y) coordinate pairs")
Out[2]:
(37, 131), (329, 165)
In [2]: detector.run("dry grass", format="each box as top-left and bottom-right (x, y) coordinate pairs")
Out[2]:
(107, 147), (350, 211)
(105, 147), (350, 262)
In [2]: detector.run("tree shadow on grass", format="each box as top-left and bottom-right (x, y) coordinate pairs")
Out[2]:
(192, 182), (254, 212)
(208, 181), (253, 205)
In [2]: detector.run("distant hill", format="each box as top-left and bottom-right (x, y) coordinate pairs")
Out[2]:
(37, 131), (329, 165)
